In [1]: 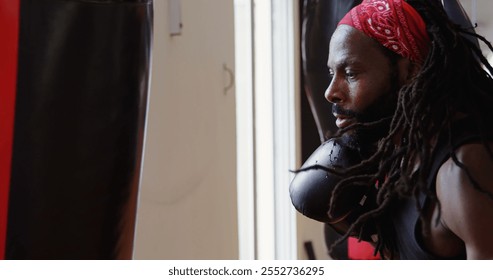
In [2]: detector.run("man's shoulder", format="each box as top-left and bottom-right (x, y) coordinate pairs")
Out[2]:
(454, 141), (493, 164)
(436, 141), (493, 198)
(435, 141), (493, 259)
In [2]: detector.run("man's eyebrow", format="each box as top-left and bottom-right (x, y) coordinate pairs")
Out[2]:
(328, 59), (360, 70)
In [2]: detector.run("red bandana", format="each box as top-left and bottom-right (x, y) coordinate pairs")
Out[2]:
(338, 0), (430, 63)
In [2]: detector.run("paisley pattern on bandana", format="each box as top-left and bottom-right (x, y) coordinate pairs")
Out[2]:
(339, 0), (429, 63)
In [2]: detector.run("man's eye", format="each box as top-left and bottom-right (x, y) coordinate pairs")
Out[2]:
(345, 71), (356, 79)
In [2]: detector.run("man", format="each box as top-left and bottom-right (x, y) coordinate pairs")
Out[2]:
(322, 0), (493, 259)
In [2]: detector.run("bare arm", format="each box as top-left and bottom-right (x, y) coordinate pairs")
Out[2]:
(436, 143), (493, 259)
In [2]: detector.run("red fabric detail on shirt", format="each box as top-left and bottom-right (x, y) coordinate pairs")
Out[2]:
(348, 237), (381, 260)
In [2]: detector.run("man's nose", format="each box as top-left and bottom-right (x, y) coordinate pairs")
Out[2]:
(325, 77), (344, 104)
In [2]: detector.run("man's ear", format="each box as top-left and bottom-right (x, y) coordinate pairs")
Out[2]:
(407, 61), (422, 79)
(397, 58), (421, 85)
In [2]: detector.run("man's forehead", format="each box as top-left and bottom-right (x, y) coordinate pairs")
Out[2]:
(328, 25), (385, 67)
(328, 26), (366, 66)
(330, 25), (354, 48)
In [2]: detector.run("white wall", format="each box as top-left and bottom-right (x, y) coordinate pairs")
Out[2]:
(132, 0), (334, 260)
(133, 0), (238, 259)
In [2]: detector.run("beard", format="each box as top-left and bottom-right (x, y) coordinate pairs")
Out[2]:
(334, 84), (399, 156)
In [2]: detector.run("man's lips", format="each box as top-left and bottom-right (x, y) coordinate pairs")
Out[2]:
(334, 114), (355, 128)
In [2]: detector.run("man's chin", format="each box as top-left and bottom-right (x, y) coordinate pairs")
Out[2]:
(338, 118), (392, 156)
(339, 130), (357, 146)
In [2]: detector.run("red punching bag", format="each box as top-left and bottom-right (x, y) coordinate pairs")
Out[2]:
(0, 0), (20, 261)
(0, 0), (153, 259)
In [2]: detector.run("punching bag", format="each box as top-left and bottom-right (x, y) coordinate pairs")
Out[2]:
(0, 0), (153, 259)
(301, 0), (361, 143)
(290, 137), (377, 232)
(301, 0), (363, 260)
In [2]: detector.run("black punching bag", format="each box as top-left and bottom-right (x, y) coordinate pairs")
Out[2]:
(290, 137), (377, 240)
(301, 0), (361, 142)
(301, 0), (362, 259)
(0, 0), (152, 259)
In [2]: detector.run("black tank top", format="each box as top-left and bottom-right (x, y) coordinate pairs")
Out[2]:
(392, 118), (483, 259)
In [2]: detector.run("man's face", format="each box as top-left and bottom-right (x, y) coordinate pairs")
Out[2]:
(326, 25), (402, 132)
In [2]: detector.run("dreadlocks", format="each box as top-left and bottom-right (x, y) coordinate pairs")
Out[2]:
(324, 0), (493, 257)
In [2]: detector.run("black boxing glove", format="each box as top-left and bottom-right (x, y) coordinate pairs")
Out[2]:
(289, 137), (377, 240)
